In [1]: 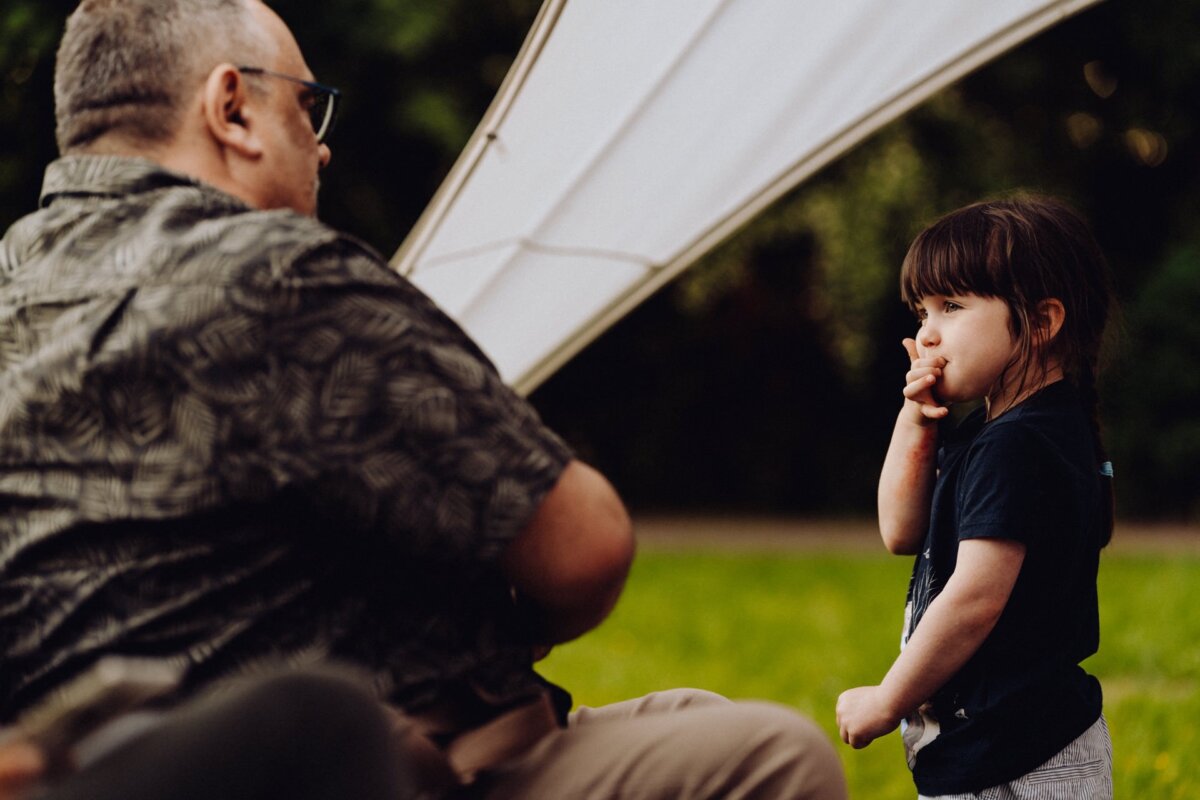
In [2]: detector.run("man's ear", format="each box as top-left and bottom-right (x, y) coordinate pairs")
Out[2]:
(1034, 298), (1066, 346)
(202, 64), (263, 158)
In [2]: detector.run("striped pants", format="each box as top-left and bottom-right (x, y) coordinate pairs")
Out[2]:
(919, 715), (1112, 800)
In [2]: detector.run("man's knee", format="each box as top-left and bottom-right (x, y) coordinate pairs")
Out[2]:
(570, 687), (731, 724)
(481, 696), (846, 799)
(698, 702), (848, 800)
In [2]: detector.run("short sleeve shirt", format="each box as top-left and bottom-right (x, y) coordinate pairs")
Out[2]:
(0, 156), (573, 721)
(904, 382), (1104, 794)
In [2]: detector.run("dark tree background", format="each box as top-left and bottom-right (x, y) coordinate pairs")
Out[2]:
(3, 0), (1197, 519)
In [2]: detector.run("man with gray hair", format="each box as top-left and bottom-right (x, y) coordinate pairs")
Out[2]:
(0, 1), (846, 797)
(54, 0), (271, 153)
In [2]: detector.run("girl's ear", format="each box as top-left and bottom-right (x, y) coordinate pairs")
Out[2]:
(202, 64), (263, 158)
(1034, 298), (1066, 346)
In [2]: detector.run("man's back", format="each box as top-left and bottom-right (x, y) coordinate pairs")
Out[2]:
(0, 155), (573, 723)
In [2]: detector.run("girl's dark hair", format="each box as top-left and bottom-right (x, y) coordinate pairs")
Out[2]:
(900, 194), (1117, 545)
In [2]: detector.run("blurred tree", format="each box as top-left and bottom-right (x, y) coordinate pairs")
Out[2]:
(0, 1), (64, 227)
(276, 0), (542, 250)
(1107, 245), (1200, 518)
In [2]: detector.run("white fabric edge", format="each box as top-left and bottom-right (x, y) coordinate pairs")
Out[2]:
(391, 0), (1106, 396)
(507, 0), (1105, 395)
(390, 0), (570, 276)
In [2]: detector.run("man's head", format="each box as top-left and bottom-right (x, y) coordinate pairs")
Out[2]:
(55, 0), (333, 216)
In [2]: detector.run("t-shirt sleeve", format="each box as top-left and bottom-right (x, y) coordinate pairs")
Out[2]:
(955, 423), (1048, 545)
(220, 237), (574, 564)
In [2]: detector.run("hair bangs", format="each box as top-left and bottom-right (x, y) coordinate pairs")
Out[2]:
(899, 204), (1009, 311)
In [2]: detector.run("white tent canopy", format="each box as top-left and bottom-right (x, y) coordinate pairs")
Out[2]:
(393, 0), (1101, 394)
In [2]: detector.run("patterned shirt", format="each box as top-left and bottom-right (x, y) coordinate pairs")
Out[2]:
(0, 156), (573, 722)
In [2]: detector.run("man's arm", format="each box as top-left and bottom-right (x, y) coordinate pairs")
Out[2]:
(836, 537), (1025, 748)
(877, 339), (946, 555)
(501, 460), (634, 645)
(0, 739), (44, 800)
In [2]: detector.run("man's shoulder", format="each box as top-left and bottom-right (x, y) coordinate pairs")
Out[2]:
(192, 205), (394, 285)
(29, 155), (397, 290)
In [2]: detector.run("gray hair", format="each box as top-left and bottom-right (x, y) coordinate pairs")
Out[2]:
(54, 0), (274, 154)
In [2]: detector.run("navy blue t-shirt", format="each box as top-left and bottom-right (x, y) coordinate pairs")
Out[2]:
(904, 381), (1104, 795)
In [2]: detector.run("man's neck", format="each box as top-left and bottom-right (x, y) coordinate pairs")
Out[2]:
(73, 134), (258, 211)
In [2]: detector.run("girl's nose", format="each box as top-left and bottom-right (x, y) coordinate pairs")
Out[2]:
(917, 322), (939, 350)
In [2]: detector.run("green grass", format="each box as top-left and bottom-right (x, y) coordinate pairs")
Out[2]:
(538, 547), (1200, 799)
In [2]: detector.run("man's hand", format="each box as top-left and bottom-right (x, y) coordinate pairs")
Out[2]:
(835, 685), (902, 750)
(0, 739), (45, 800)
(901, 338), (948, 423)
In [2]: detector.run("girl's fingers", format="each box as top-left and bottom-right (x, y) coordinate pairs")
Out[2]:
(921, 403), (950, 419)
(908, 357), (945, 371)
(902, 375), (939, 400)
(902, 339), (946, 418)
(905, 366), (942, 384)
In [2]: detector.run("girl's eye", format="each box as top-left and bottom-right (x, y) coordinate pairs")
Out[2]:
(943, 301), (962, 313)
(915, 308), (928, 322)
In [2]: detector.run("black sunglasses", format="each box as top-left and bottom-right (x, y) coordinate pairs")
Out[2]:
(237, 66), (341, 144)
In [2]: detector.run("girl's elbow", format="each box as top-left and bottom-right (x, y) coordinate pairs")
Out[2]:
(959, 592), (1009, 634)
(880, 523), (922, 555)
(883, 537), (921, 556)
(981, 594), (1011, 626)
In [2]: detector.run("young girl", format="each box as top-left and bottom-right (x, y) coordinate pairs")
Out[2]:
(836, 195), (1115, 799)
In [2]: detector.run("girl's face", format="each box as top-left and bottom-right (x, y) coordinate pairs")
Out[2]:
(914, 293), (1023, 412)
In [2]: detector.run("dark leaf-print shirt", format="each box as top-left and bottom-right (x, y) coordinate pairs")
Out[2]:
(0, 156), (573, 722)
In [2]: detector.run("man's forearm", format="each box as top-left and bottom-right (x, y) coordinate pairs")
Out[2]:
(0, 740), (44, 800)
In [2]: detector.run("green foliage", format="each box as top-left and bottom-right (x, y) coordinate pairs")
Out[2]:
(1108, 247), (1200, 518)
(0, 2), (61, 64)
(792, 127), (937, 381)
(0, 2), (62, 225)
(540, 546), (1200, 799)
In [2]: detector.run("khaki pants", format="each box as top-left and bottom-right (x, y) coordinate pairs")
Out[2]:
(472, 689), (847, 800)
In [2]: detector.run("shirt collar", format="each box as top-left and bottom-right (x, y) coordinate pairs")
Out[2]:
(39, 155), (213, 208)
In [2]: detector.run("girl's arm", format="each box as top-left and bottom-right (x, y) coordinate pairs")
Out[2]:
(877, 339), (946, 555)
(836, 537), (1026, 748)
